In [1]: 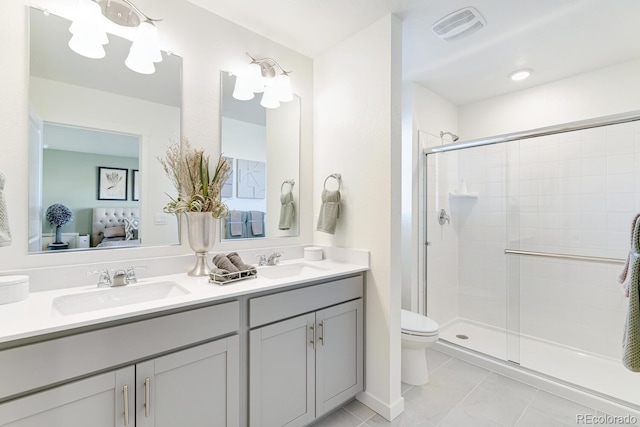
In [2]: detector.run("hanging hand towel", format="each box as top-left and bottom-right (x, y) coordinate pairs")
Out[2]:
(228, 210), (244, 237)
(617, 213), (640, 297)
(0, 172), (11, 247)
(623, 215), (640, 372)
(249, 211), (263, 236)
(279, 191), (295, 230)
(316, 189), (341, 234)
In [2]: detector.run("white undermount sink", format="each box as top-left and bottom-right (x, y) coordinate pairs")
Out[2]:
(51, 281), (190, 316)
(258, 263), (327, 280)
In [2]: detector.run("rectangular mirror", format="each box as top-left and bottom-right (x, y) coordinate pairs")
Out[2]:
(28, 7), (182, 253)
(220, 71), (300, 240)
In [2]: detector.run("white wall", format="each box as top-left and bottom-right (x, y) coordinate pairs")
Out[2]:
(314, 15), (403, 420)
(410, 83), (459, 320)
(0, 0), (313, 271)
(459, 59), (640, 140)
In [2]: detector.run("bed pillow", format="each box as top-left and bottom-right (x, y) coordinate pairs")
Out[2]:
(124, 217), (140, 241)
(103, 226), (125, 238)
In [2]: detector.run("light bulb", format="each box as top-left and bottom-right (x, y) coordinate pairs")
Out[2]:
(68, 0), (108, 58)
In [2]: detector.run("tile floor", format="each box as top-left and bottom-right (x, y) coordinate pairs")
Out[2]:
(312, 349), (640, 427)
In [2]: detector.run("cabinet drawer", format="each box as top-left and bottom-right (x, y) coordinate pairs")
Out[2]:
(249, 275), (363, 328)
(0, 300), (239, 401)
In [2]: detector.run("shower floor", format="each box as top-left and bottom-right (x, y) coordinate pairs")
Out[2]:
(440, 318), (640, 406)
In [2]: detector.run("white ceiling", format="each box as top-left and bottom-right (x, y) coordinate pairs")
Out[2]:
(186, 0), (640, 106)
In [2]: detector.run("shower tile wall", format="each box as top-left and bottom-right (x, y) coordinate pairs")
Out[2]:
(451, 121), (637, 359)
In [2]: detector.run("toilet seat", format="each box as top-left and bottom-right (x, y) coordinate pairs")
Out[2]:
(401, 309), (439, 336)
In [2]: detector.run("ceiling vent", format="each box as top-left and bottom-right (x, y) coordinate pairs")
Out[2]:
(431, 7), (486, 42)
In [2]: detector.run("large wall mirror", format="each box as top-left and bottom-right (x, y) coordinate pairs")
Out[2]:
(220, 71), (300, 240)
(28, 7), (182, 253)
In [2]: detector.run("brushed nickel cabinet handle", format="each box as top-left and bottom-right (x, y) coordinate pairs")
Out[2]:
(319, 321), (324, 345)
(310, 324), (316, 349)
(144, 377), (150, 417)
(123, 385), (129, 426)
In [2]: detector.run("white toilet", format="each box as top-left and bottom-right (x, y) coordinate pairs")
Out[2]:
(401, 309), (440, 385)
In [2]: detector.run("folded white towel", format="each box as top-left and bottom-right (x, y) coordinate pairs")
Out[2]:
(0, 172), (11, 247)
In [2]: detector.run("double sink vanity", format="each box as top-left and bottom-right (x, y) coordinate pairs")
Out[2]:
(0, 253), (368, 427)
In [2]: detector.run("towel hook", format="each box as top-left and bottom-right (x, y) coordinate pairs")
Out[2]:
(281, 179), (295, 194)
(323, 173), (341, 191)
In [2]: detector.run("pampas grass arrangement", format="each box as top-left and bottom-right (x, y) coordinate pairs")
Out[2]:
(159, 138), (230, 219)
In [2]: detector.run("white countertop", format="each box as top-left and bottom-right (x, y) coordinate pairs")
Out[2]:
(0, 259), (368, 346)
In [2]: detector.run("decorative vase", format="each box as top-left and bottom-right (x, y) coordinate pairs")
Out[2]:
(184, 212), (216, 277)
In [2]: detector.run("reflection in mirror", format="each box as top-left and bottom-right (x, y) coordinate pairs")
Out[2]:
(220, 71), (300, 240)
(28, 7), (182, 253)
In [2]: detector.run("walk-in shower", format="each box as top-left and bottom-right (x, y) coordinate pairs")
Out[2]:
(423, 111), (640, 409)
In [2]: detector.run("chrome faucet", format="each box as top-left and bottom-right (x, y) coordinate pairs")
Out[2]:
(255, 254), (268, 266)
(267, 252), (283, 266)
(88, 269), (112, 288)
(89, 266), (146, 287)
(112, 270), (128, 287)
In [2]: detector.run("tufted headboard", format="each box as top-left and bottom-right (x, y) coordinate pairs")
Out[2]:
(92, 207), (139, 247)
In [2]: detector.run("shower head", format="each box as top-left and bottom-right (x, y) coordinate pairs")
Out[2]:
(440, 131), (459, 142)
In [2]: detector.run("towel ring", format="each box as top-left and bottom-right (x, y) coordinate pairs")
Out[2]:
(281, 179), (295, 194)
(323, 173), (341, 191)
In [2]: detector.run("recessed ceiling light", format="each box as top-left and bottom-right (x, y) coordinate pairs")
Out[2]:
(509, 69), (533, 81)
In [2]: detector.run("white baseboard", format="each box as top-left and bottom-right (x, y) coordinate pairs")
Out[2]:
(356, 391), (405, 421)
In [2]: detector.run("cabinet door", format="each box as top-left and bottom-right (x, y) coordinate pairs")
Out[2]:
(316, 299), (364, 417)
(250, 313), (316, 427)
(136, 335), (240, 427)
(0, 367), (134, 427)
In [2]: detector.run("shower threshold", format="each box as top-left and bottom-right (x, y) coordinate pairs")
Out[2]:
(438, 318), (640, 412)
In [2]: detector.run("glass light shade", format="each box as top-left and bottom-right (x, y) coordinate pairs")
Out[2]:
(68, 0), (108, 58)
(246, 63), (265, 93)
(260, 85), (280, 109)
(129, 21), (162, 64)
(125, 50), (155, 74)
(232, 74), (255, 101)
(277, 73), (293, 102)
(68, 34), (106, 59)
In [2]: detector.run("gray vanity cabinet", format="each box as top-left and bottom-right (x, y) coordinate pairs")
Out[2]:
(0, 301), (240, 427)
(136, 335), (239, 427)
(0, 367), (134, 427)
(248, 276), (364, 427)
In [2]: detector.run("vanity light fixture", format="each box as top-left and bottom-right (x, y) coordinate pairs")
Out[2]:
(509, 68), (533, 81)
(67, 0), (163, 74)
(233, 53), (293, 109)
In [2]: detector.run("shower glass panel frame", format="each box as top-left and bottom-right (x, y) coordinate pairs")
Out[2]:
(423, 111), (640, 409)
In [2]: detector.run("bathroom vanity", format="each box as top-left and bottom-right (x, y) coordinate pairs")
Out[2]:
(0, 258), (367, 427)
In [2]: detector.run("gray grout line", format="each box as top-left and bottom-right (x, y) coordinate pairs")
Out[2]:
(513, 387), (540, 427)
(434, 369), (493, 427)
(342, 404), (376, 423)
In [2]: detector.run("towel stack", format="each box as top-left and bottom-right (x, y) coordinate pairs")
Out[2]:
(210, 252), (257, 283)
(0, 172), (11, 247)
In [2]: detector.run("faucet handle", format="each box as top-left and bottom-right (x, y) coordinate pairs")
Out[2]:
(88, 269), (112, 288)
(255, 254), (267, 266)
(125, 266), (147, 284)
